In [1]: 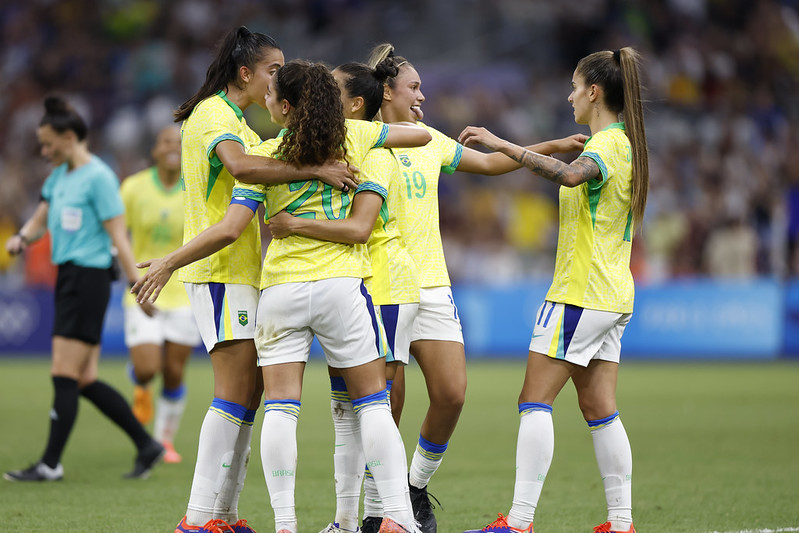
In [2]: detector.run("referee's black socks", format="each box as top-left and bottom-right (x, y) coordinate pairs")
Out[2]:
(42, 376), (80, 469)
(80, 380), (151, 450)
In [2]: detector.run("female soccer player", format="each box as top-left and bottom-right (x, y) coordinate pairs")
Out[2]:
(134, 60), (432, 533)
(266, 58), (422, 533)
(459, 47), (648, 533)
(121, 125), (201, 464)
(361, 44), (586, 533)
(167, 26), (355, 533)
(4, 96), (164, 483)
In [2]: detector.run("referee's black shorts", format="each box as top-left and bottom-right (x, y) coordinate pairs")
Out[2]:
(53, 262), (112, 345)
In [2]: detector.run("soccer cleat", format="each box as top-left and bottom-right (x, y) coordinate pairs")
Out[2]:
(319, 522), (361, 533)
(132, 385), (154, 425)
(124, 439), (165, 479)
(162, 441), (182, 464)
(377, 517), (417, 533)
(3, 462), (63, 482)
(361, 516), (383, 533)
(174, 516), (234, 532)
(463, 514), (533, 533)
(230, 519), (257, 533)
(409, 482), (439, 533)
(593, 522), (636, 533)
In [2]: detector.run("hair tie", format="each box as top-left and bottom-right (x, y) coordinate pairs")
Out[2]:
(612, 49), (621, 63)
(387, 49), (395, 58)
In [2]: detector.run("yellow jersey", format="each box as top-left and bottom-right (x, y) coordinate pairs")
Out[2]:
(231, 119), (390, 289)
(120, 167), (189, 309)
(390, 122), (463, 288)
(545, 123), (635, 313)
(360, 147), (419, 305)
(177, 91), (262, 288)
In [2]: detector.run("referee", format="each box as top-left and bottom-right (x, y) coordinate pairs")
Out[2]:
(4, 96), (164, 482)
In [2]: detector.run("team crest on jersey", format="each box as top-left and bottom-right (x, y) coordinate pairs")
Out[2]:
(238, 311), (248, 326)
(398, 154), (412, 167)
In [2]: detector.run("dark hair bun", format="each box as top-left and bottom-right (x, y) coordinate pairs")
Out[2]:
(44, 96), (70, 115)
(373, 58), (399, 83)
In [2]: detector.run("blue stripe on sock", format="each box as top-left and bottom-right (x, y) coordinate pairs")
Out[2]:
(210, 398), (247, 425)
(162, 384), (186, 400)
(330, 376), (348, 392)
(518, 402), (553, 415)
(243, 409), (257, 425)
(587, 410), (619, 428)
(352, 389), (388, 414)
(418, 435), (448, 454)
(263, 399), (301, 418)
(386, 379), (393, 392)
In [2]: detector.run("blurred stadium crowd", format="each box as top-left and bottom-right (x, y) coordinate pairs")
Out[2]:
(2, 0), (799, 286)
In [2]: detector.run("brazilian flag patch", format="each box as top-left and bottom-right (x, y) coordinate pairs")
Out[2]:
(238, 311), (248, 326)
(398, 154), (412, 167)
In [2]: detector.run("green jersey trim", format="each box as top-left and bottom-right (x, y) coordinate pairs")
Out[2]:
(216, 90), (243, 120)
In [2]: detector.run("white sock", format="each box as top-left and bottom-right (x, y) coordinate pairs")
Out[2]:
(215, 409), (256, 523)
(262, 400), (300, 533)
(185, 399), (246, 526)
(153, 385), (187, 444)
(507, 403), (554, 531)
(589, 412), (633, 531)
(362, 468), (383, 519)
(408, 435), (448, 489)
(353, 390), (413, 530)
(330, 378), (363, 532)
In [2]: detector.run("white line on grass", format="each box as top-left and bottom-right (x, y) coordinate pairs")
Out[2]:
(707, 528), (799, 533)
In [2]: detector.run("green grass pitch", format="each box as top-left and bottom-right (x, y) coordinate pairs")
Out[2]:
(1, 357), (798, 532)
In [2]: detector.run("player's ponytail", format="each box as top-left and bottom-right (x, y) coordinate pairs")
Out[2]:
(577, 47), (649, 232)
(174, 26), (280, 122)
(275, 60), (346, 167)
(335, 58), (399, 120)
(40, 96), (88, 141)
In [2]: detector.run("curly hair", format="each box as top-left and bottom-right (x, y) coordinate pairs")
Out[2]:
(275, 60), (347, 167)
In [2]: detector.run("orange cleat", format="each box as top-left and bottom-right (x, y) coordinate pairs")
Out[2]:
(463, 514), (533, 533)
(174, 516), (234, 532)
(593, 522), (636, 533)
(162, 441), (182, 464)
(132, 385), (153, 425)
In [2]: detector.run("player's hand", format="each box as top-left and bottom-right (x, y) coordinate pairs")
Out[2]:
(553, 133), (589, 153)
(313, 160), (359, 192)
(6, 234), (27, 256)
(138, 299), (158, 317)
(131, 257), (173, 304)
(267, 210), (297, 239)
(458, 126), (507, 152)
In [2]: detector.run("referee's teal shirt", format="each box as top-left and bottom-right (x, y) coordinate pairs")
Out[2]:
(41, 156), (124, 268)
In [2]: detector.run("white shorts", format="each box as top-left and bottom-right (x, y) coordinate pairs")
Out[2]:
(185, 282), (259, 352)
(378, 302), (419, 365)
(123, 304), (201, 348)
(255, 278), (384, 368)
(528, 301), (632, 367)
(410, 286), (463, 344)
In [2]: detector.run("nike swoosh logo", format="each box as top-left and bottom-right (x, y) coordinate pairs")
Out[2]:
(531, 334), (545, 338)
(222, 463), (232, 468)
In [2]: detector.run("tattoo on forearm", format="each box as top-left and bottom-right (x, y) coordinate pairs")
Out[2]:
(510, 150), (598, 185)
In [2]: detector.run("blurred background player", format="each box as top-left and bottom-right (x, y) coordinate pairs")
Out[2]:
(3, 96), (164, 482)
(121, 125), (202, 464)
